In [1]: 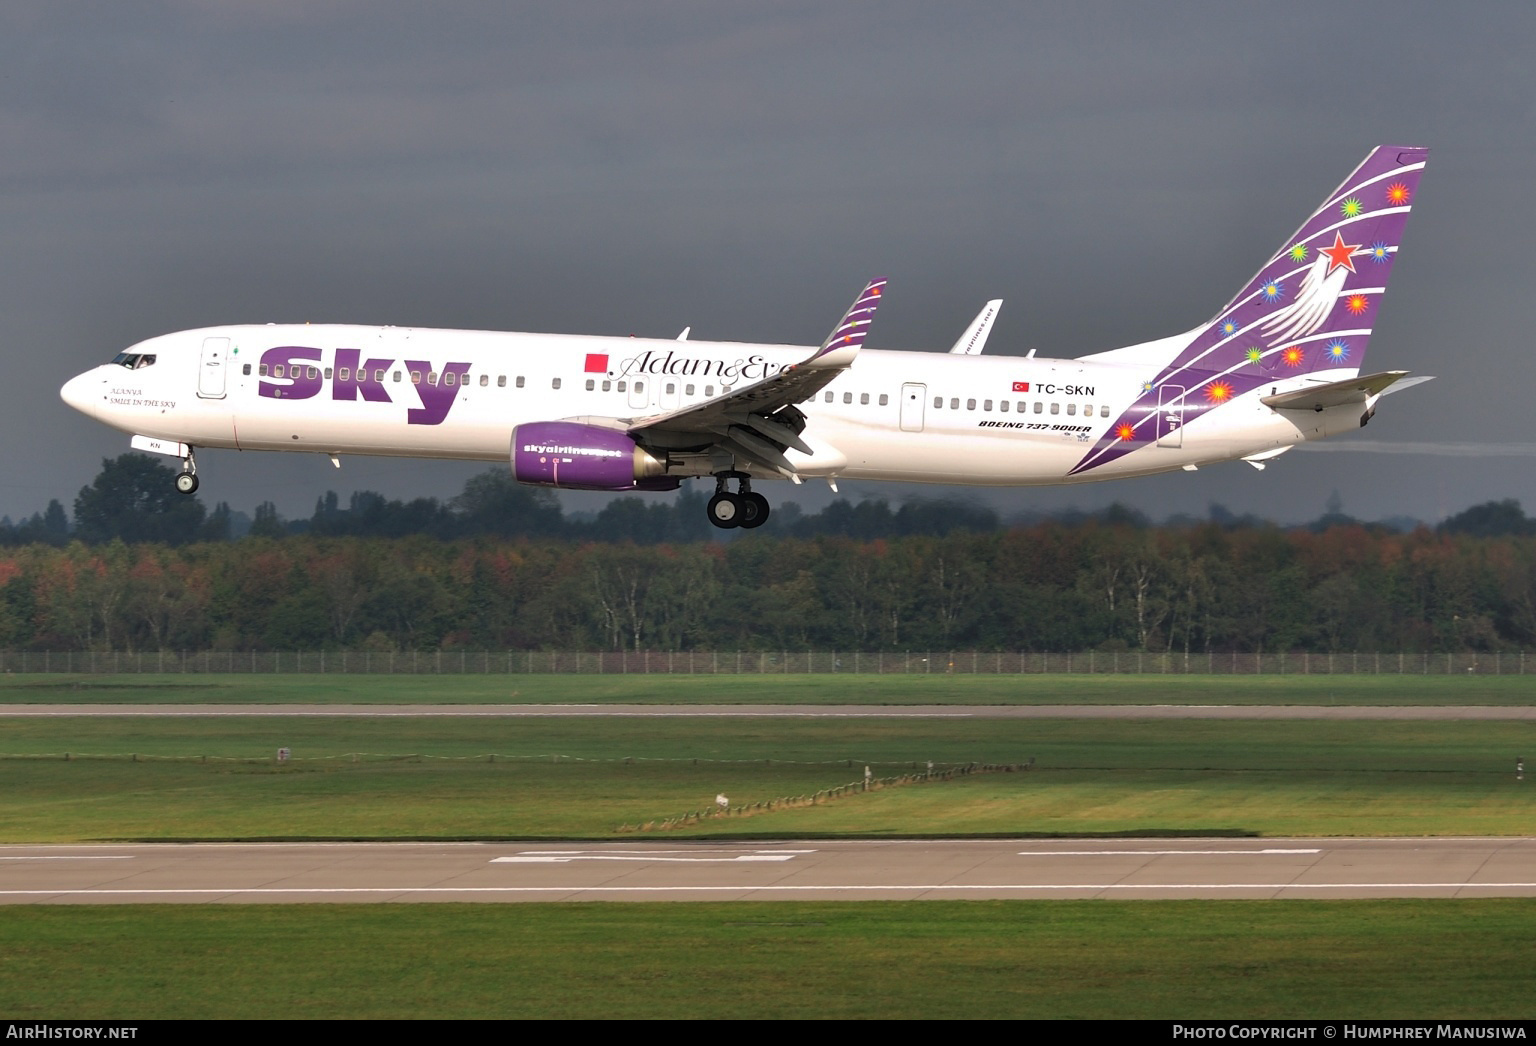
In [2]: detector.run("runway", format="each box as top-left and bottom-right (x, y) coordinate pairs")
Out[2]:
(2, 838), (1533, 902)
(4, 703), (1536, 719)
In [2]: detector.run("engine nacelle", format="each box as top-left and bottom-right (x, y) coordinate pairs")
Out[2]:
(512, 422), (675, 490)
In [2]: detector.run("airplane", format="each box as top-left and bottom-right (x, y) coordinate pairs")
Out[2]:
(61, 145), (1430, 531)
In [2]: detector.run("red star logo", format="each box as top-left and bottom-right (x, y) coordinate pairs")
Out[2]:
(1320, 231), (1360, 275)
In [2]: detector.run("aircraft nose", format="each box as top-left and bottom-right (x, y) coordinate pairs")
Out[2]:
(60, 370), (101, 419)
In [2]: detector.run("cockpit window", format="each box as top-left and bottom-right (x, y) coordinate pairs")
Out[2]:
(110, 352), (157, 370)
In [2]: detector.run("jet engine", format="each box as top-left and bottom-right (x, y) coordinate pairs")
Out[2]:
(511, 421), (677, 490)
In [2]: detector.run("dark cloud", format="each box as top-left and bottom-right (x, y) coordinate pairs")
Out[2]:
(5, 2), (1532, 525)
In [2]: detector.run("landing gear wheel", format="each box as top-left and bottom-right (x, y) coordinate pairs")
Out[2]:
(174, 472), (199, 495)
(707, 492), (743, 529)
(739, 492), (770, 529)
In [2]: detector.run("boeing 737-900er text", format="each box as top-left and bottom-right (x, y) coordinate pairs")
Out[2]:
(61, 146), (1431, 530)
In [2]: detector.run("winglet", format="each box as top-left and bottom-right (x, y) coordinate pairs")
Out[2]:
(948, 299), (1003, 355)
(811, 278), (887, 364)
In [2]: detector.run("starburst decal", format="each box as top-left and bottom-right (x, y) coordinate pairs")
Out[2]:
(1260, 280), (1284, 303)
(1282, 346), (1305, 367)
(1385, 182), (1411, 206)
(1288, 244), (1309, 263)
(1218, 319), (1239, 339)
(1368, 242), (1391, 263)
(1204, 381), (1233, 404)
(1140, 381), (1153, 394)
(1326, 340), (1350, 362)
(1116, 423), (1135, 442)
(1320, 231), (1361, 275)
(1345, 293), (1370, 315)
(1245, 347), (1264, 365)
(1341, 196), (1363, 218)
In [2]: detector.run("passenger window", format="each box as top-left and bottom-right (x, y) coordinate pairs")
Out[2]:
(879, 394), (888, 406)
(428, 372), (438, 386)
(706, 385), (715, 396)
(634, 381), (644, 393)
(602, 380), (611, 391)
(685, 384), (694, 396)
(984, 399), (993, 411)
(516, 376), (525, 388)
(666, 383), (675, 395)
(999, 401), (1008, 412)
(339, 367), (351, 381)
(1017, 401), (1026, 412)
(242, 363), (251, 376)
(1050, 402), (1059, 415)
(950, 398), (959, 410)
(617, 381), (626, 392)
(444, 372), (456, 387)
(860, 393), (869, 405)
(411, 371), (422, 384)
(497, 375), (506, 387)
(933, 396), (942, 408)
(1101, 405), (1110, 418)
(372, 369), (382, 382)
(393, 371), (402, 382)
(967, 398), (976, 410)
(585, 379), (595, 391)
(480, 374), (489, 387)
(552, 378), (562, 390)
(259, 364), (269, 377)
(1067, 403), (1076, 415)
(324, 367), (333, 380)
(1033, 402), (1042, 414)
(843, 392), (852, 404)
(307, 367), (318, 380)
(273, 365), (285, 378)
(825, 392), (834, 403)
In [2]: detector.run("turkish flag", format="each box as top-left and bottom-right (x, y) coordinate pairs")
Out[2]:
(1011, 381), (1030, 392)
(584, 354), (609, 374)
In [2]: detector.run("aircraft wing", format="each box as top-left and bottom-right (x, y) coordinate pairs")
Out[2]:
(1260, 370), (1424, 411)
(618, 279), (887, 476)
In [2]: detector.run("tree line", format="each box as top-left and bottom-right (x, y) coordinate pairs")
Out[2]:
(1, 517), (1532, 654)
(2, 454), (1534, 654)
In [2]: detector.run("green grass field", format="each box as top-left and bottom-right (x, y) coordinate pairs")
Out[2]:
(3, 674), (1533, 1019)
(1, 900), (1532, 1019)
(1, 717), (1529, 840)
(2, 671), (1535, 704)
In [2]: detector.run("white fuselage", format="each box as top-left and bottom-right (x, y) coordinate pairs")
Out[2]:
(61, 323), (1352, 487)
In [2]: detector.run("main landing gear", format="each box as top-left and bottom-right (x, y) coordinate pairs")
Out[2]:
(707, 471), (769, 530)
(174, 446), (199, 495)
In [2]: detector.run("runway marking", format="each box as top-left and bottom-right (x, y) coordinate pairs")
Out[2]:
(494, 855), (798, 864)
(1019, 849), (1323, 856)
(2, 882), (1535, 897)
(496, 847), (812, 864)
(0, 856), (134, 861)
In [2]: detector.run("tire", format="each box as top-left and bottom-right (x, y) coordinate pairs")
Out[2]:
(175, 472), (199, 495)
(739, 492), (771, 529)
(707, 492), (742, 529)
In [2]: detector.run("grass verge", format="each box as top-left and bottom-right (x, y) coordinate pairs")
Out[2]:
(1, 672), (1534, 705)
(0, 717), (1530, 840)
(0, 901), (1532, 1019)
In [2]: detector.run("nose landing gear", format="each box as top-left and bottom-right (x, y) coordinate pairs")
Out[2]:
(707, 471), (770, 530)
(174, 446), (199, 495)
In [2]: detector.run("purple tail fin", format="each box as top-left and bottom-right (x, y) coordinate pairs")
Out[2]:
(1069, 146), (1427, 477)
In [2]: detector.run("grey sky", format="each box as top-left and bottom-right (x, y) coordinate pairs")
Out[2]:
(5, 1), (1532, 525)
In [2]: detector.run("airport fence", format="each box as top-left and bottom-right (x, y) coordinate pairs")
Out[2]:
(0, 649), (1532, 675)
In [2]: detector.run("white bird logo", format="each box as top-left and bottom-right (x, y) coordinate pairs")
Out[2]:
(1260, 232), (1360, 347)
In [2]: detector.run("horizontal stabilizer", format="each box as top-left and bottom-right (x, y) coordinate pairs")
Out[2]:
(948, 299), (1003, 355)
(1261, 370), (1417, 412)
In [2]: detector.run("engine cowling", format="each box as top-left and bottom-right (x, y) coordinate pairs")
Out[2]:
(512, 422), (676, 490)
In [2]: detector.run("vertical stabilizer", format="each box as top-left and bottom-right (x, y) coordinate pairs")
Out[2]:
(1070, 146), (1427, 476)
